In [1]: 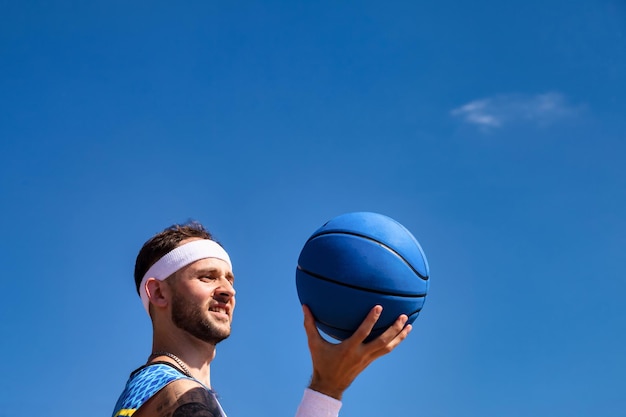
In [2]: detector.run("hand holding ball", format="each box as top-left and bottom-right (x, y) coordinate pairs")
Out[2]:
(296, 212), (430, 341)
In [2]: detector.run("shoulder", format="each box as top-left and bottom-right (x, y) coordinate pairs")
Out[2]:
(112, 363), (194, 417)
(135, 378), (222, 417)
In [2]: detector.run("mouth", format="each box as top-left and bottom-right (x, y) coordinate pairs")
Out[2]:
(209, 304), (230, 319)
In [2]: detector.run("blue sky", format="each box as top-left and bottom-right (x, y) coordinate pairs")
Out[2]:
(1, 1), (625, 416)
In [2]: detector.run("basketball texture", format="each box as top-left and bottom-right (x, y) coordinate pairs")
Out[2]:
(296, 212), (430, 341)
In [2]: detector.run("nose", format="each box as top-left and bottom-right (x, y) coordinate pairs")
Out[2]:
(215, 277), (236, 300)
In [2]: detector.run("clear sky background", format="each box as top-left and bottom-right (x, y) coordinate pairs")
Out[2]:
(1, 1), (625, 416)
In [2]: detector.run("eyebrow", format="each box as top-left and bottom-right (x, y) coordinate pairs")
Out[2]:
(194, 268), (235, 281)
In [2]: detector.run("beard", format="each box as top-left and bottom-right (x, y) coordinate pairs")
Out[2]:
(170, 289), (231, 345)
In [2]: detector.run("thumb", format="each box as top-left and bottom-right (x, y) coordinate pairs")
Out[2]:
(302, 305), (322, 341)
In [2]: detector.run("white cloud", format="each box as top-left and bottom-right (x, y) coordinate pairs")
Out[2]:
(451, 92), (581, 129)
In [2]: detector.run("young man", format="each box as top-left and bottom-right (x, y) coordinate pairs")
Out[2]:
(112, 222), (412, 417)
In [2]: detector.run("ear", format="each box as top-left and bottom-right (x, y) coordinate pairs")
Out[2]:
(145, 278), (170, 309)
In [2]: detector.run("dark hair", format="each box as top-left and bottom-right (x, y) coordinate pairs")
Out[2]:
(134, 221), (214, 294)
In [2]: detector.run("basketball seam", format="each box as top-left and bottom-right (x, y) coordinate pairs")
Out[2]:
(315, 307), (423, 333)
(297, 265), (428, 298)
(307, 230), (429, 280)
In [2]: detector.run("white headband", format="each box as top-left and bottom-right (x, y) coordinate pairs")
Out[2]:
(139, 239), (232, 314)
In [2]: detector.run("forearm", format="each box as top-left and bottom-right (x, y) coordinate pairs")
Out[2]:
(295, 388), (342, 417)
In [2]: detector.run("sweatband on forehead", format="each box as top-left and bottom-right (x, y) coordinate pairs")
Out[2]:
(139, 239), (232, 314)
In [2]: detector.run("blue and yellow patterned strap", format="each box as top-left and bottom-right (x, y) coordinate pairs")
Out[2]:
(112, 363), (191, 417)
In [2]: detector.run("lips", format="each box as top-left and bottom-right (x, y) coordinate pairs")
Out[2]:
(209, 303), (230, 318)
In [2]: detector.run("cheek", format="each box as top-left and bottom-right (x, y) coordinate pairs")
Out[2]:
(187, 286), (214, 304)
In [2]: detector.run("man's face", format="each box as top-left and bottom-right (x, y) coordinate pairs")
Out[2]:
(169, 256), (236, 345)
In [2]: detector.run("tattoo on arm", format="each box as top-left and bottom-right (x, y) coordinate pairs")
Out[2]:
(172, 402), (215, 417)
(152, 386), (223, 417)
(172, 388), (221, 417)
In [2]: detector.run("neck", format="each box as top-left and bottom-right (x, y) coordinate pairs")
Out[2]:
(151, 331), (217, 388)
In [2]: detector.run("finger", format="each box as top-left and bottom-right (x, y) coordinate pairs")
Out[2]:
(383, 314), (409, 340)
(384, 323), (412, 351)
(348, 305), (383, 345)
(302, 305), (323, 342)
(370, 316), (411, 353)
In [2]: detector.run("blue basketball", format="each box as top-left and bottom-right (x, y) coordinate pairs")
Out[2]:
(296, 212), (430, 341)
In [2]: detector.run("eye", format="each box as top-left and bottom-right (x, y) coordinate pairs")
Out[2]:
(200, 275), (217, 281)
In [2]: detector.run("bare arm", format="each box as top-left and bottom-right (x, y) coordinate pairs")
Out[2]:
(134, 380), (225, 417)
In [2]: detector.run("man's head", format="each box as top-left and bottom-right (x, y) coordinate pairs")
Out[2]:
(134, 222), (214, 293)
(135, 222), (236, 345)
